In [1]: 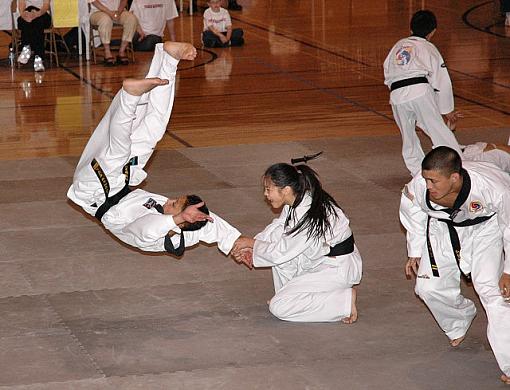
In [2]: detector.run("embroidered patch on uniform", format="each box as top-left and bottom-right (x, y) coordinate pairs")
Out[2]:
(402, 185), (414, 201)
(417, 274), (430, 279)
(143, 198), (158, 209)
(469, 201), (483, 213)
(395, 46), (413, 65)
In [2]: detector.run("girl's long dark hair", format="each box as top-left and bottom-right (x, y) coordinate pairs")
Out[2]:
(264, 163), (339, 241)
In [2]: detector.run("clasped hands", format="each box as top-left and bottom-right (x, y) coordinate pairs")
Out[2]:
(22, 9), (40, 22)
(231, 236), (255, 269)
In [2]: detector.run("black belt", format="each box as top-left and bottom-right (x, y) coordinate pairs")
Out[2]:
(328, 234), (355, 257)
(390, 76), (428, 91)
(427, 214), (495, 280)
(91, 157), (137, 221)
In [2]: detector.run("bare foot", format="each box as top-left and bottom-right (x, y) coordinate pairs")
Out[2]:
(163, 41), (197, 61)
(449, 335), (466, 347)
(122, 77), (169, 96)
(341, 287), (358, 324)
(501, 374), (510, 385)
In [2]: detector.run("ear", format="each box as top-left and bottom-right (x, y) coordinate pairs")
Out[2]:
(450, 172), (461, 183)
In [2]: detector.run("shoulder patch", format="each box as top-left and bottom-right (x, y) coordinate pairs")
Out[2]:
(402, 185), (414, 201)
(395, 46), (413, 66)
(143, 198), (158, 209)
(469, 201), (484, 213)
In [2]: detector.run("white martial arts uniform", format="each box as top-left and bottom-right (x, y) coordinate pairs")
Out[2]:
(383, 36), (462, 176)
(253, 193), (363, 322)
(400, 161), (510, 376)
(67, 43), (241, 254)
(462, 142), (510, 173)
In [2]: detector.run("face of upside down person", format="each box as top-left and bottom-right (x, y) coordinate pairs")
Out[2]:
(163, 194), (210, 231)
(163, 195), (187, 216)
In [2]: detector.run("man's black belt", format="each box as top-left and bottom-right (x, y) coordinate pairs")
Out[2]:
(427, 214), (495, 281)
(91, 157), (136, 221)
(390, 77), (428, 91)
(328, 234), (355, 257)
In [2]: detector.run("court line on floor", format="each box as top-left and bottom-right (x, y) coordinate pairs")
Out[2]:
(232, 11), (510, 117)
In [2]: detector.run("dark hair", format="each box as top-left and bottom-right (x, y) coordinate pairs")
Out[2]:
(181, 194), (209, 231)
(264, 163), (339, 241)
(410, 10), (437, 38)
(422, 146), (462, 176)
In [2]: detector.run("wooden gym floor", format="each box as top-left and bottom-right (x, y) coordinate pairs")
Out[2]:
(0, 0), (509, 160)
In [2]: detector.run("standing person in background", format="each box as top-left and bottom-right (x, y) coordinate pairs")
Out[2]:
(130, 0), (178, 51)
(383, 10), (462, 176)
(89, 0), (138, 66)
(17, 0), (51, 71)
(202, 0), (244, 48)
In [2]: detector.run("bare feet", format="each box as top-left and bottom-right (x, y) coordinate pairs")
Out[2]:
(163, 41), (197, 61)
(122, 77), (169, 96)
(501, 374), (510, 385)
(341, 287), (358, 324)
(449, 335), (466, 347)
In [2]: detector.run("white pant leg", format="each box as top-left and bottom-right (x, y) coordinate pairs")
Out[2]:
(129, 44), (180, 184)
(414, 226), (477, 340)
(391, 103), (424, 176)
(412, 92), (462, 155)
(269, 263), (352, 322)
(470, 221), (510, 376)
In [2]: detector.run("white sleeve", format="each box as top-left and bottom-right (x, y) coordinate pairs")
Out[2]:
(428, 45), (454, 114)
(115, 213), (178, 251)
(254, 208), (288, 241)
(178, 212), (242, 255)
(253, 229), (330, 268)
(495, 187), (510, 274)
(165, 0), (178, 20)
(225, 9), (232, 27)
(203, 10), (209, 30)
(129, 0), (138, 13)
(399, 184), (428, 258)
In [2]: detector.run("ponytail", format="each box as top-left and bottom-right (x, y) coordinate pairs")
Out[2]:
(264, 163), (339, 241)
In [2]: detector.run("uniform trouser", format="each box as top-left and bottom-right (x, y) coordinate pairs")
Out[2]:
(88, 43), (178, 188)
(391, 91), (462, 176)
(89, 10), (137, 45)
(202, 29), (244, 48)
(17, 7), (51, 57)
(414, 220), (510, 376)
(133, 33), (163, 52)
(269, 262), (353, 322)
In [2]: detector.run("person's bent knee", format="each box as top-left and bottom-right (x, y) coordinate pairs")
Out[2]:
(268, 298), (288, 320)
(414, 278), (437, 302)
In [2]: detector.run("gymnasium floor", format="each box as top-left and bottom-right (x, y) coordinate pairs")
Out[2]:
(0, 1), (509, 388)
